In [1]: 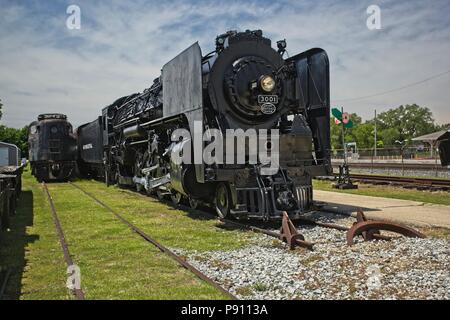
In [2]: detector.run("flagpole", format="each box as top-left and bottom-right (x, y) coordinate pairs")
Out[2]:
(341, 107), (347, 164)
(374, 109), (377, 158)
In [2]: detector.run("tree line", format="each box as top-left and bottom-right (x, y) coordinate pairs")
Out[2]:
(0, 99), (29, 156)
(331, 104), (449, 150)
(0, 99), (448, 157)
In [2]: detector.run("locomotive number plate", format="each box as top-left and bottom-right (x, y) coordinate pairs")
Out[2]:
(258, 95), (279, 104)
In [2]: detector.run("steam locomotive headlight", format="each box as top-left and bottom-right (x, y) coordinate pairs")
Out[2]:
(260, 75), (276, 92)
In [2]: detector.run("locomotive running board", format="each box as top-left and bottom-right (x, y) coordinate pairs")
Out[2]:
(346, 211), (426, 246)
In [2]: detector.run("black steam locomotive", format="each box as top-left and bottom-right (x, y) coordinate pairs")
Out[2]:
(77, 30), (331, 220)
(28, 114), (77, 182)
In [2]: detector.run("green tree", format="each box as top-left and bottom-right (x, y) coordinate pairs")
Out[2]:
(435, 123), (450, 131)
(376, 104), (436, 144)
(0, 125), (29, 157)
(0, 100), (29, 157)
(351, 123), (375, 149)
(330, 113), (363, 150)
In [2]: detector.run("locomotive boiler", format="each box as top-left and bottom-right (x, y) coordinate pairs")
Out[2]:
(28, 114), (78, 182)
(77, 29), (331, 220)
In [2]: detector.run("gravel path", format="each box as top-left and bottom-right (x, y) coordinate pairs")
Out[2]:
(175, 214), (450, 300)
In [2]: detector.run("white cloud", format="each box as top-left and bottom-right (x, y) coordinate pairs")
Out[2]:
(1, 0), (449, 128)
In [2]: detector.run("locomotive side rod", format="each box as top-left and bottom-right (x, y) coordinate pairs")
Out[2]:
(42, 183), (85, 300)
(69, 182), (236, 300)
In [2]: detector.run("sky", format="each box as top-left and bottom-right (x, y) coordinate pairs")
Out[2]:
(1, 0), (450, 128)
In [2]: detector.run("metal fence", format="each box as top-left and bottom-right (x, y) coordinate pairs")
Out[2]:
(331, 146), (438, 161)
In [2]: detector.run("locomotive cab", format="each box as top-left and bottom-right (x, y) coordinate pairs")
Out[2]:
(28, 114), (78, 182)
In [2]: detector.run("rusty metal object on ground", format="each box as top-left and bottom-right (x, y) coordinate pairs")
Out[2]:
(280, 212), (314, 250)
(347, 210), (426, 246)
(355, 211), (381, 241)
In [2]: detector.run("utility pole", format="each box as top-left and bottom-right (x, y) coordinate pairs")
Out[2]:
(341, 107), (347, 164)
(374, 109), (377, 158)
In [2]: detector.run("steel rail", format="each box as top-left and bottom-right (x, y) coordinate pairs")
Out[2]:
(319, 174), (450, 190)
(162, 198), (315, 249)
(219, 215), (315, 250)
(175, 200), (395, 245)
(214, 217), (314, 250)
(102, 186), (421, 250)
(118, 189), (391, 249)
(42, 183), (85, 300)
(69, 182), (236, 300)
(349, 174), (450, 187)
(331, 162), (448, 171)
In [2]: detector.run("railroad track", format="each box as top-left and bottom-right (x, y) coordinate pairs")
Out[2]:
(68, 182), (236, 300)
(119, 185), (426, 250)
(331, 161), (447, 172)
(42, 183), (85, 300)
(221, 210), (424, 248)
(62, 182), (428, 300)
(348, 174), (450, 190)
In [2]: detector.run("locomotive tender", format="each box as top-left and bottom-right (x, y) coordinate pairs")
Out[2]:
(0, 142), (23, 231)
(77, 29), (332, 220)
(28, 114), (77, 182)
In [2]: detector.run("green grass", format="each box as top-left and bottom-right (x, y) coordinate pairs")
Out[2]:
(313, 179), (450, 206)
(419, 227), (450, 241)
(345, 170), (450, 181)
(1, 168), (253, 299)
(0, 167), (69, 300)
(45, 182), (230, 299)
(73, 180), (253, 252)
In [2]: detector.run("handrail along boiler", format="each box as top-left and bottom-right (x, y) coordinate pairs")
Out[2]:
(77, 30), (332, 220)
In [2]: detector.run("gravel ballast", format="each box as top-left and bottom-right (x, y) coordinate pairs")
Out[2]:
(175, 214), (450, 300)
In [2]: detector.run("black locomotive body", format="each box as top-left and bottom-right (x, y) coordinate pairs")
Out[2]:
(78, 30), (331, 220)
(0, 143), (23, 231)
(76, 116), (106, 180)
(28, 114), (77, 182)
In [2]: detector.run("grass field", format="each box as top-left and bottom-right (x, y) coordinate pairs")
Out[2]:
(2, 168), (448, 299)
(0, 167), (69, 299)
(0, 168), (254, 300)
(313, 179), (450, 206)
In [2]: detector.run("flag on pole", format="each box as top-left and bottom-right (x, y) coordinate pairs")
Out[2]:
(331, 107), (354, 128)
